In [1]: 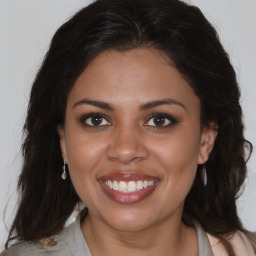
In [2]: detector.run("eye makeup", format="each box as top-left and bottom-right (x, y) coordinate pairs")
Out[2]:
(79, 113), (112, 129)
(144, 113), (178, 129)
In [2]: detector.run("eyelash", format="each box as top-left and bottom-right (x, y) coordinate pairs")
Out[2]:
(80, 113), (177, 129)
(145, 113), (177, 128)
(80, 113), (111, 128)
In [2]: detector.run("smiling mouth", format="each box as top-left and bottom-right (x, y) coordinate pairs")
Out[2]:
(98, 173), (160, 204)
(103, 180), (156, 193)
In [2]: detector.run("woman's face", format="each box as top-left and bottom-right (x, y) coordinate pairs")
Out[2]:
(58, 48), (216, 232)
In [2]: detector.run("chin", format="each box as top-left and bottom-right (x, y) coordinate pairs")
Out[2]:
(100, 208), (158, 233)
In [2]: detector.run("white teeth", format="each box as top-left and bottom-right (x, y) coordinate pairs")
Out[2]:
(119, 181), (128, 192)
(113, 181), (118, 191)
(137, 180), (144, 190)
(104, 180), (156, 193)
(128, 181), (137, 192)
(149, 181), (154, 186)
(108, 181), (113, 189)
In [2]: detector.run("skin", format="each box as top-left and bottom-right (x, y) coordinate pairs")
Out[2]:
(58, 48), (217, 256)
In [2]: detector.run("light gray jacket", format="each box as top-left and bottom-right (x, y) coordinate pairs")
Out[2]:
(1, 216), (255, 256)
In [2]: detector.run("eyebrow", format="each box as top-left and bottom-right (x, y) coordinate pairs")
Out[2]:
(139, 98), (186, 111)
(72, 99), (114, 111)
(72, 98), (186, 111)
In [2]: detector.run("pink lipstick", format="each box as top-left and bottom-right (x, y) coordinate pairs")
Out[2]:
(98, 173), (160, 204)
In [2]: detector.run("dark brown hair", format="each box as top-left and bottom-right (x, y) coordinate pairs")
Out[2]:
(5, 0), (254, 255)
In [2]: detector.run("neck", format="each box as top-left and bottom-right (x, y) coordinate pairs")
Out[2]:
(81, 212), (198, 256)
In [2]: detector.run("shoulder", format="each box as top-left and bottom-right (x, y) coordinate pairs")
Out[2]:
(0, 215), (91, 256)
(0, 241), (65, 256)
(207, 231), (256, 256)
(0, 224), (74, 256)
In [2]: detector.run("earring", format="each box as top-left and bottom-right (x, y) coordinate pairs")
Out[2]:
(62, 158), (67, 180)
(202, 166), (207, 186)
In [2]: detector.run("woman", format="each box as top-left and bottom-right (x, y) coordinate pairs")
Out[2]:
(1, 0), (255, 255)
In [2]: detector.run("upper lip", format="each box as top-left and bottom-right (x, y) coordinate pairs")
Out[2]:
(98, 172), (160, 181)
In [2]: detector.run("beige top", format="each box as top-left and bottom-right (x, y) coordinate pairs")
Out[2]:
(1, 216), (255, 256)
(207, 231), (256, 256)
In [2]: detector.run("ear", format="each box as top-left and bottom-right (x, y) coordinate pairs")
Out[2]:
(197, 123), (218, 164)
(57, 125), (68, 163)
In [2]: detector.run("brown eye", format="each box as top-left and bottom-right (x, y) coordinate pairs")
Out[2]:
(91, 116), (103, 126)
(152, 116), (167, 126)
(145, 114), (176, 128)
(82, 114), (111, 127)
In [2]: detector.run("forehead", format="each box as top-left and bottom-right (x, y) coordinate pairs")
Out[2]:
(67, 48), (199, 111)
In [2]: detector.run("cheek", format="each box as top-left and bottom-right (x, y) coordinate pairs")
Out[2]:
(65, 124), (105, 167)
(64, 135), (102, 207)
(149, 127), (200, 190)
(151, 127), (200, 168)
(63, 130), (103, 193)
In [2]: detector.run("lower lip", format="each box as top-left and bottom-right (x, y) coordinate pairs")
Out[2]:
(99, 181), (159, 204)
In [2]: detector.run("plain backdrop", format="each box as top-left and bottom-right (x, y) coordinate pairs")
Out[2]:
(0, 0), (255, 251)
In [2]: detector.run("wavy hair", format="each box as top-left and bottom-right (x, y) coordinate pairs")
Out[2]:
(6, 0), (253, 255)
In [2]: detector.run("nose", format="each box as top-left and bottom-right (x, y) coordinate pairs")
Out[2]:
(106, 126), (149, 165)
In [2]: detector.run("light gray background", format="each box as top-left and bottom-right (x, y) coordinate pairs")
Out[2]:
(0, 0), (255, 251)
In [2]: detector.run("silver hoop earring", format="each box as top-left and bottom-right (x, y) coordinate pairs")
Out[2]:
(62, 158), (67, 180)
(202, 166), (207, 186)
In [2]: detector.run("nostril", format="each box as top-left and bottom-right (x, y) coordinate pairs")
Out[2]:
(105, 135), (149, 164)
